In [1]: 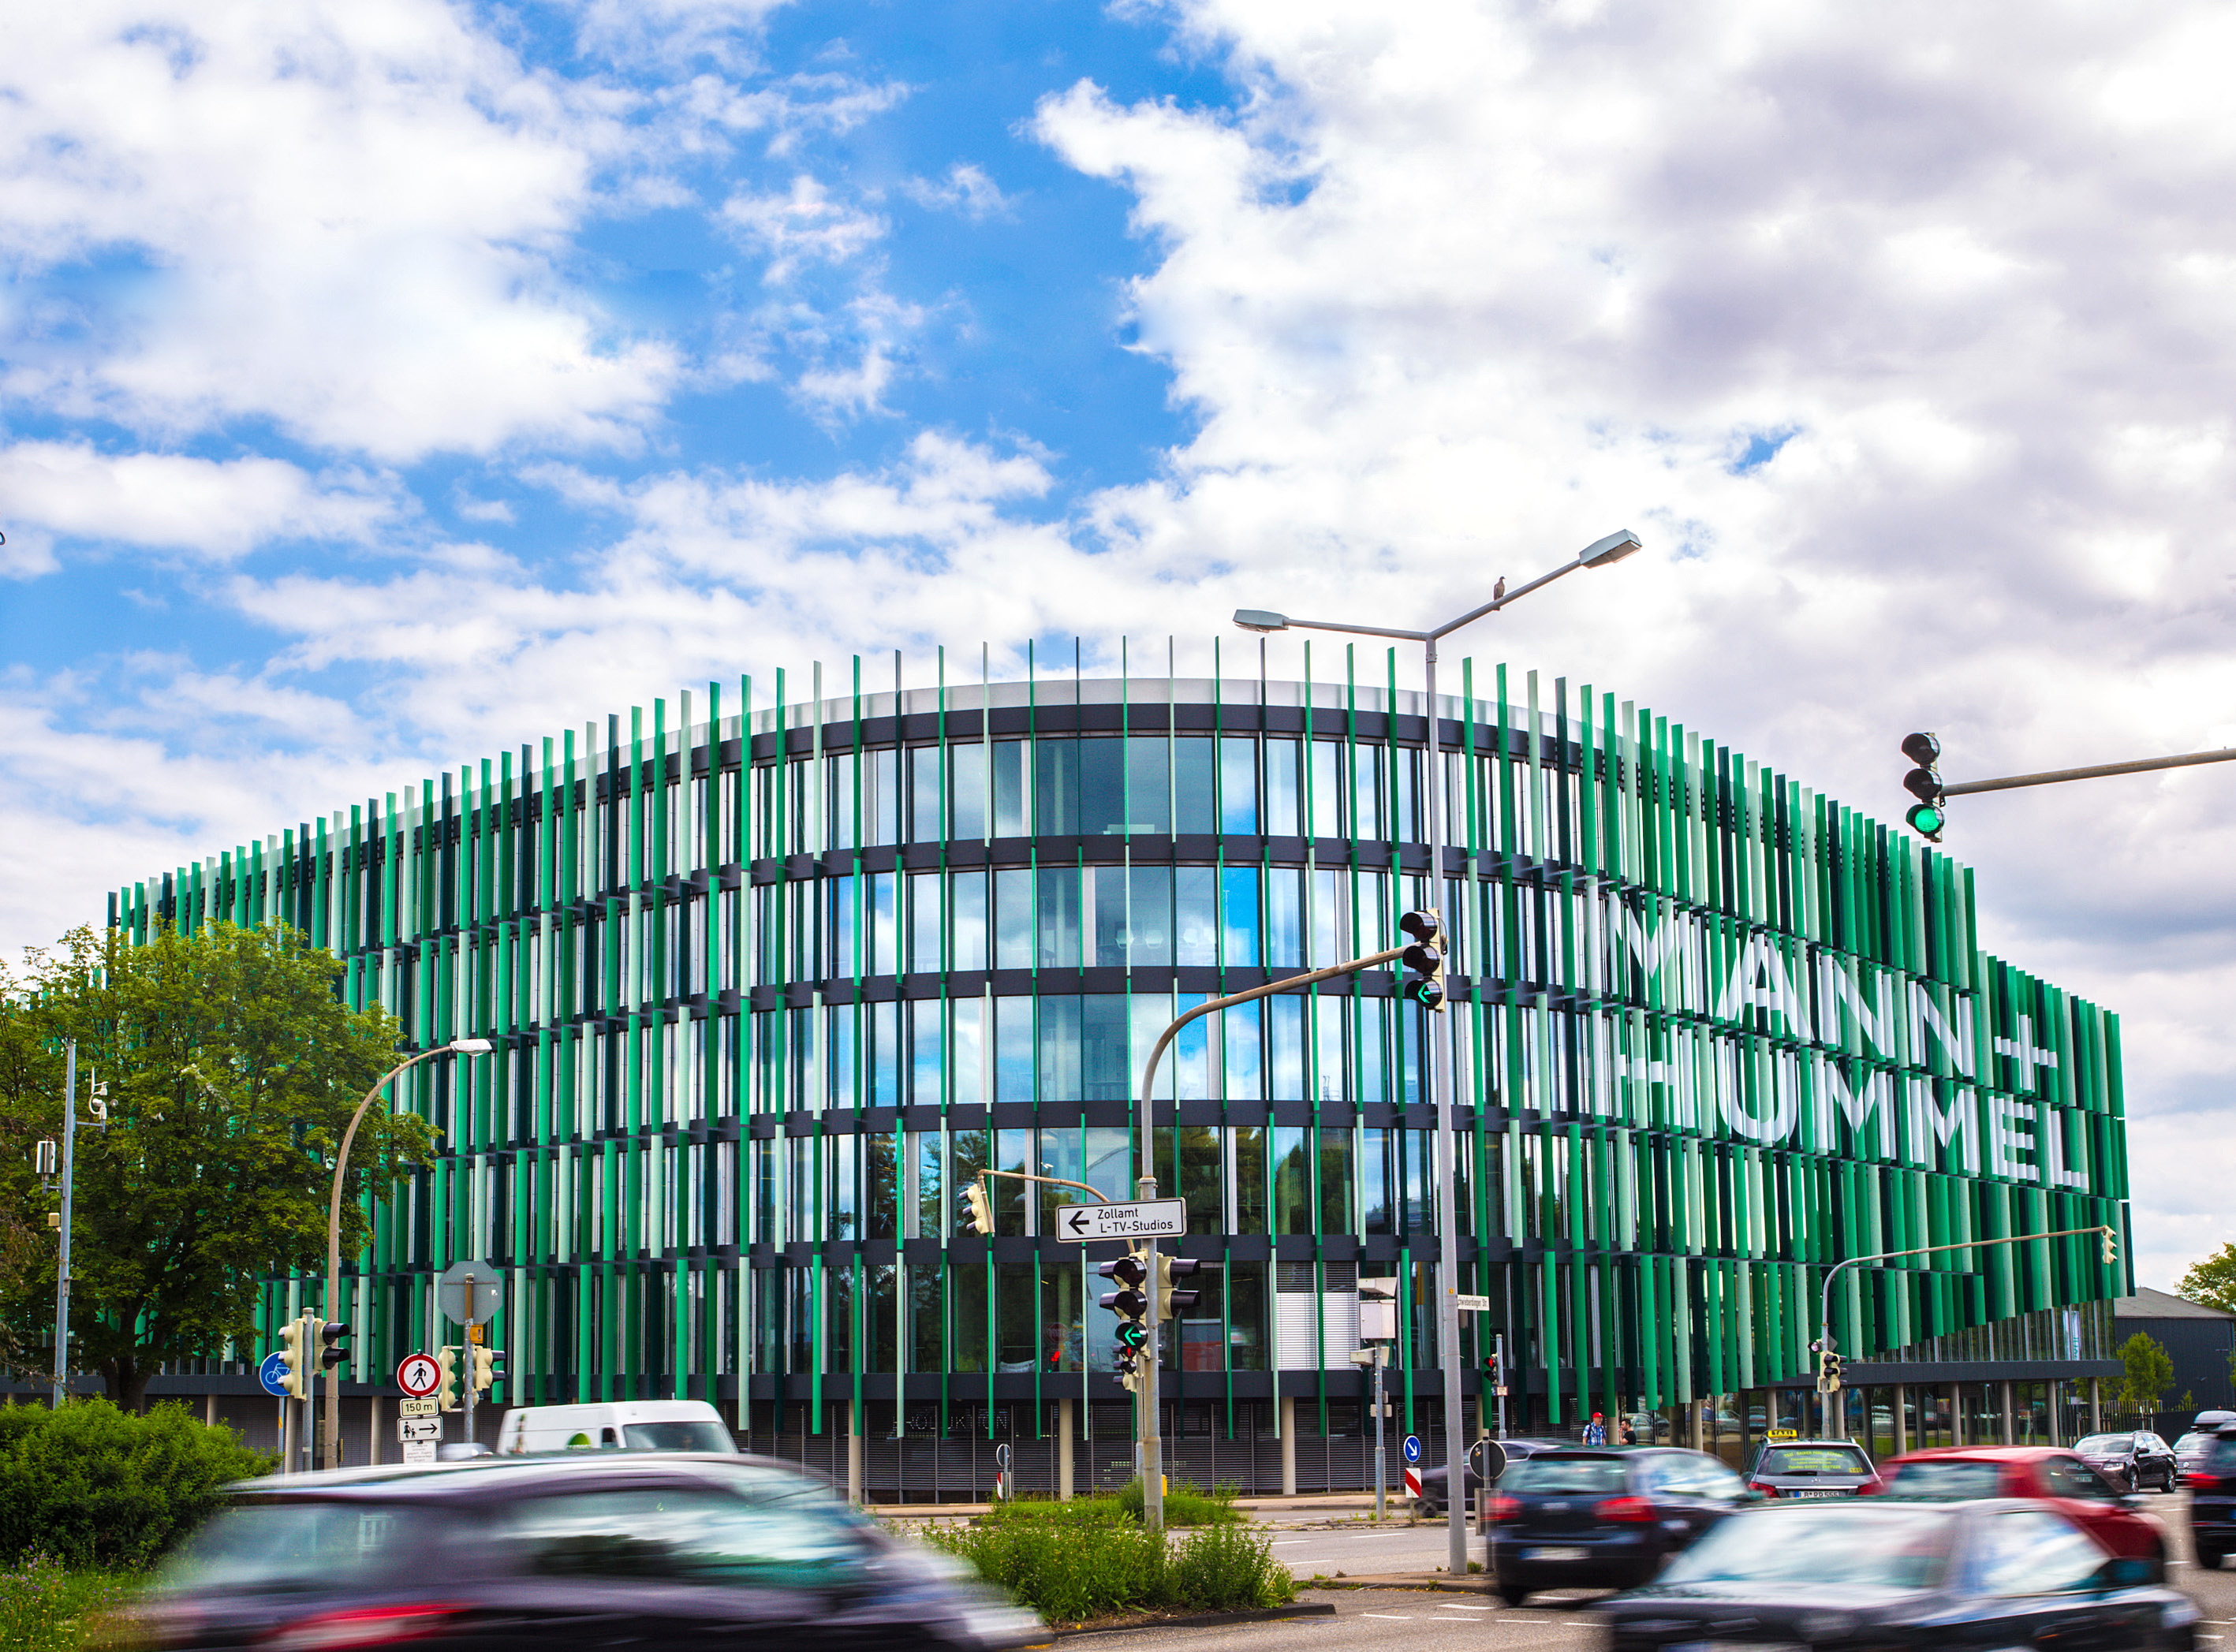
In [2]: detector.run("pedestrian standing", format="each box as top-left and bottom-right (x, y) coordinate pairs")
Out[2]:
(1582, 1411), (1607, 1446)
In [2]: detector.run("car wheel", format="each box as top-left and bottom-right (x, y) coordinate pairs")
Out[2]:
(1498, 1585), (1529, 1607)
(1413, 1498), (1435, 1521)
(2198, 1546), (2226, 1572)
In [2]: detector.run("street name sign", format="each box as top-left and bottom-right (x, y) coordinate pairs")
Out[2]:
(1454, 1294), (1491, 1313)
(1055, 1199), (1187, 1241)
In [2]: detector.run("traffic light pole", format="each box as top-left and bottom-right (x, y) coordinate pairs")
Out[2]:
(1135, 943), (1406, 1532)
(323, 1039), (487, 1473)
(1816, 1224), (2118, 1434)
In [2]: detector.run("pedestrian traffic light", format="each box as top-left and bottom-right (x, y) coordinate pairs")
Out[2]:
(959, 1178), (993, 1236)
(1399, 909), (1446, 1012)
(318, 1320), (349, 1370)
(1901, 733), (1945, 841)
(472, 1345), (502, 1394)
(277, 1315), (311, 1400)
(435, 1345), (462, 1411)
(2100, 1226), (2118, 1266)
(1114, 1344), (1142, 1393)
(1155, 1254), (1202, 1318)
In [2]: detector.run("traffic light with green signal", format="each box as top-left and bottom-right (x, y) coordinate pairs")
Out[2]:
(1902, 733), (1946, 841)
(1099, 1247), (1152, 1380)
(1398, 909), (1446, 1012)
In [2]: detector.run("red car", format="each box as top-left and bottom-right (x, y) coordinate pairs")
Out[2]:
(1858, 1446), (2167, 1560)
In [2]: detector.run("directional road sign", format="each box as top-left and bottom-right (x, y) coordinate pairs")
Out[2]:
(396, 1352), (443, 1397)
(258, 1352), (292, 1397)
(398, 1418), (442, 1442)
(1402, 1434), (1422, 1464)
(1054, 1199), (1187, 1242)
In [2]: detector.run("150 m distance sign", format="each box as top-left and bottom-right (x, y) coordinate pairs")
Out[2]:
(1055, 1200), (1186, 1241)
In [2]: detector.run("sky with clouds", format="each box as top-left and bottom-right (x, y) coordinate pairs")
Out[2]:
(3, 0), (2231, 1290)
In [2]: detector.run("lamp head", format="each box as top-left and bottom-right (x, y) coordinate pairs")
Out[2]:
(450, 1038), (495, 1055)
(1232, 608), (1289, 633)
(1578, 528), (1644, 568)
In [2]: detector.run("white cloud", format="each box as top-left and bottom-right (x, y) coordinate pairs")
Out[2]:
(0, 442), (395, 571)
(721, 174), (887, 278)
(901, 162), (1012, 220)
(0, 0), (678, 460)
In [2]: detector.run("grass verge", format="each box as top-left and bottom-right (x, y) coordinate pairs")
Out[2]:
(922, 1508), (1293, 1625)
(0, 1556), (135, 1652)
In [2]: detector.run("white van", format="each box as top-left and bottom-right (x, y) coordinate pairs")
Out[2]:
(496, 1399), (737, 1456)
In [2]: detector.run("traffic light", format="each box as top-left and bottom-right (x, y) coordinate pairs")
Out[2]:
(1156, 1254), (1202, 1318)
(1818, 1347), (1843, 1394)
(1901, 732), (1945, 841)
(959, 1178), (993, 1236)
(1099, 1247), (1152, 1382)
(2100, 1226), (2118, 1266)
(1398, 909), (1446, 1012)
(435, 1345), (462, 1412)
(472, 1345), (502, 1394)
(277, 1315), (311, 1400)
(318, 1320), (349, 1370)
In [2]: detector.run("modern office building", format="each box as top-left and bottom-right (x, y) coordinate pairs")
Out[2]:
(103, 651), (2132, 1489)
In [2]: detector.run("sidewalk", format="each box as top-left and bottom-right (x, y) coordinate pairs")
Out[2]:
(868, 1490), (1383, 1520)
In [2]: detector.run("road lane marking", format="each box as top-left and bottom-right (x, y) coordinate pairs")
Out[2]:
(1359, 1613), (1414, 1620)
(1438, 1604), (1491, 1610)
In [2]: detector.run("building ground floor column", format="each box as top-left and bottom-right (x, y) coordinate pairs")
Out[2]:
(1058, 1398), (1073, 1501)
(1280, 1397), (1297, 1496)
(2090, 1378), (2102, 1434)
(847, 1402), (864, 1506)
(1893, 1384), (1908, 1455)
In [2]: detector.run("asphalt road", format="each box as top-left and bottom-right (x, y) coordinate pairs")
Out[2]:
(1267, 1522), (1465, 1579)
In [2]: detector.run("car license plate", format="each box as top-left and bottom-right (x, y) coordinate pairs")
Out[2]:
(1670, 1644), (1802, 1652)
(1789, 1489), (1846, 1498)
(1525, 1546), (1588, 1561)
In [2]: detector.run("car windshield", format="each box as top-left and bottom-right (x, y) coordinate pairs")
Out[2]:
(2074, 1435), (2133, 1455)
(1880, 1460), (2003, 1501)
(1501, 1455), (1629, 1495)
(1662, 1507), (1954, 1589)
(1756, 1446), (1872, 1476)
(622, 1422), (735, 1452)
(496, 1472), (867, 1588)
(155, 1501), (450, 1594)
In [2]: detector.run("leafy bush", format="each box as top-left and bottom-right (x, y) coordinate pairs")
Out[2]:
(0, 1401), (269, 1571)
(1114, 1478), (1244, 1527)
(0, 1555), (133, 1652)
(924, 1506), (1293, 1624)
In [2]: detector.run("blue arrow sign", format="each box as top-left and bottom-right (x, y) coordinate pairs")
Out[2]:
(1402, 1434), (1421, 1464)
(259, 1352), (291, 1397)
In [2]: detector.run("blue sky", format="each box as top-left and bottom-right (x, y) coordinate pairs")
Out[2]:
(4, 0), (2234, 1288)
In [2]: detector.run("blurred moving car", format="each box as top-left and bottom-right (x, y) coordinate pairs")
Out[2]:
(2178, 1414), (2236, 1477)
(1864, 1445), (2167, 1560)
(112, 1452), (1043, 1652)
(1743, 1439), (1878, 1499)
(1484, 1447), (1751, 1605)
(2076, 1430), (2181, 1493)
(2185, 1423), (2236, 1572)
(1596, 1497), (2197, 1650)
(1414, 1438), (1566, 1518)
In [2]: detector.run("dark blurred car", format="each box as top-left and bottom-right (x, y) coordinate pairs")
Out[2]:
(1415, 1438), (1566, 1517)
(108, 1452), (1043, 1652)
(2185, 1423), (2236, 1572)
(1743, 1439), (1878, 1500)
(2178, 1415), (2236, 1477)
(1484, 1448), (1750, 1605)
(1597, 1497), (2197, 1650)
(2077, 1431), (2181, 1493)
(1862, 1445), (2167, 1560)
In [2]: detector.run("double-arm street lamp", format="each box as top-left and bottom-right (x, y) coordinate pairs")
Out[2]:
(322, 1036), (491, 1471)
(1234, 527), (1644, 1573)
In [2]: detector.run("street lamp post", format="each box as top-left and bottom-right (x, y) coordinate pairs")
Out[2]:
(1236, 527), (1644, 1574)
(321, 1037), (491, 1472)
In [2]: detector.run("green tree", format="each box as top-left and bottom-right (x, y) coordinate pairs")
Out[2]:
(0, 922), (437, 1411)
(2114, 1330), (2175, 1414)
(2178, 1242), (2236, 1315)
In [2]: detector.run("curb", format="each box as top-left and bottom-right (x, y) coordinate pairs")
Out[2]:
(1298, 1576), (1493, 1594)
(1051, 1602), (1340, 1639)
